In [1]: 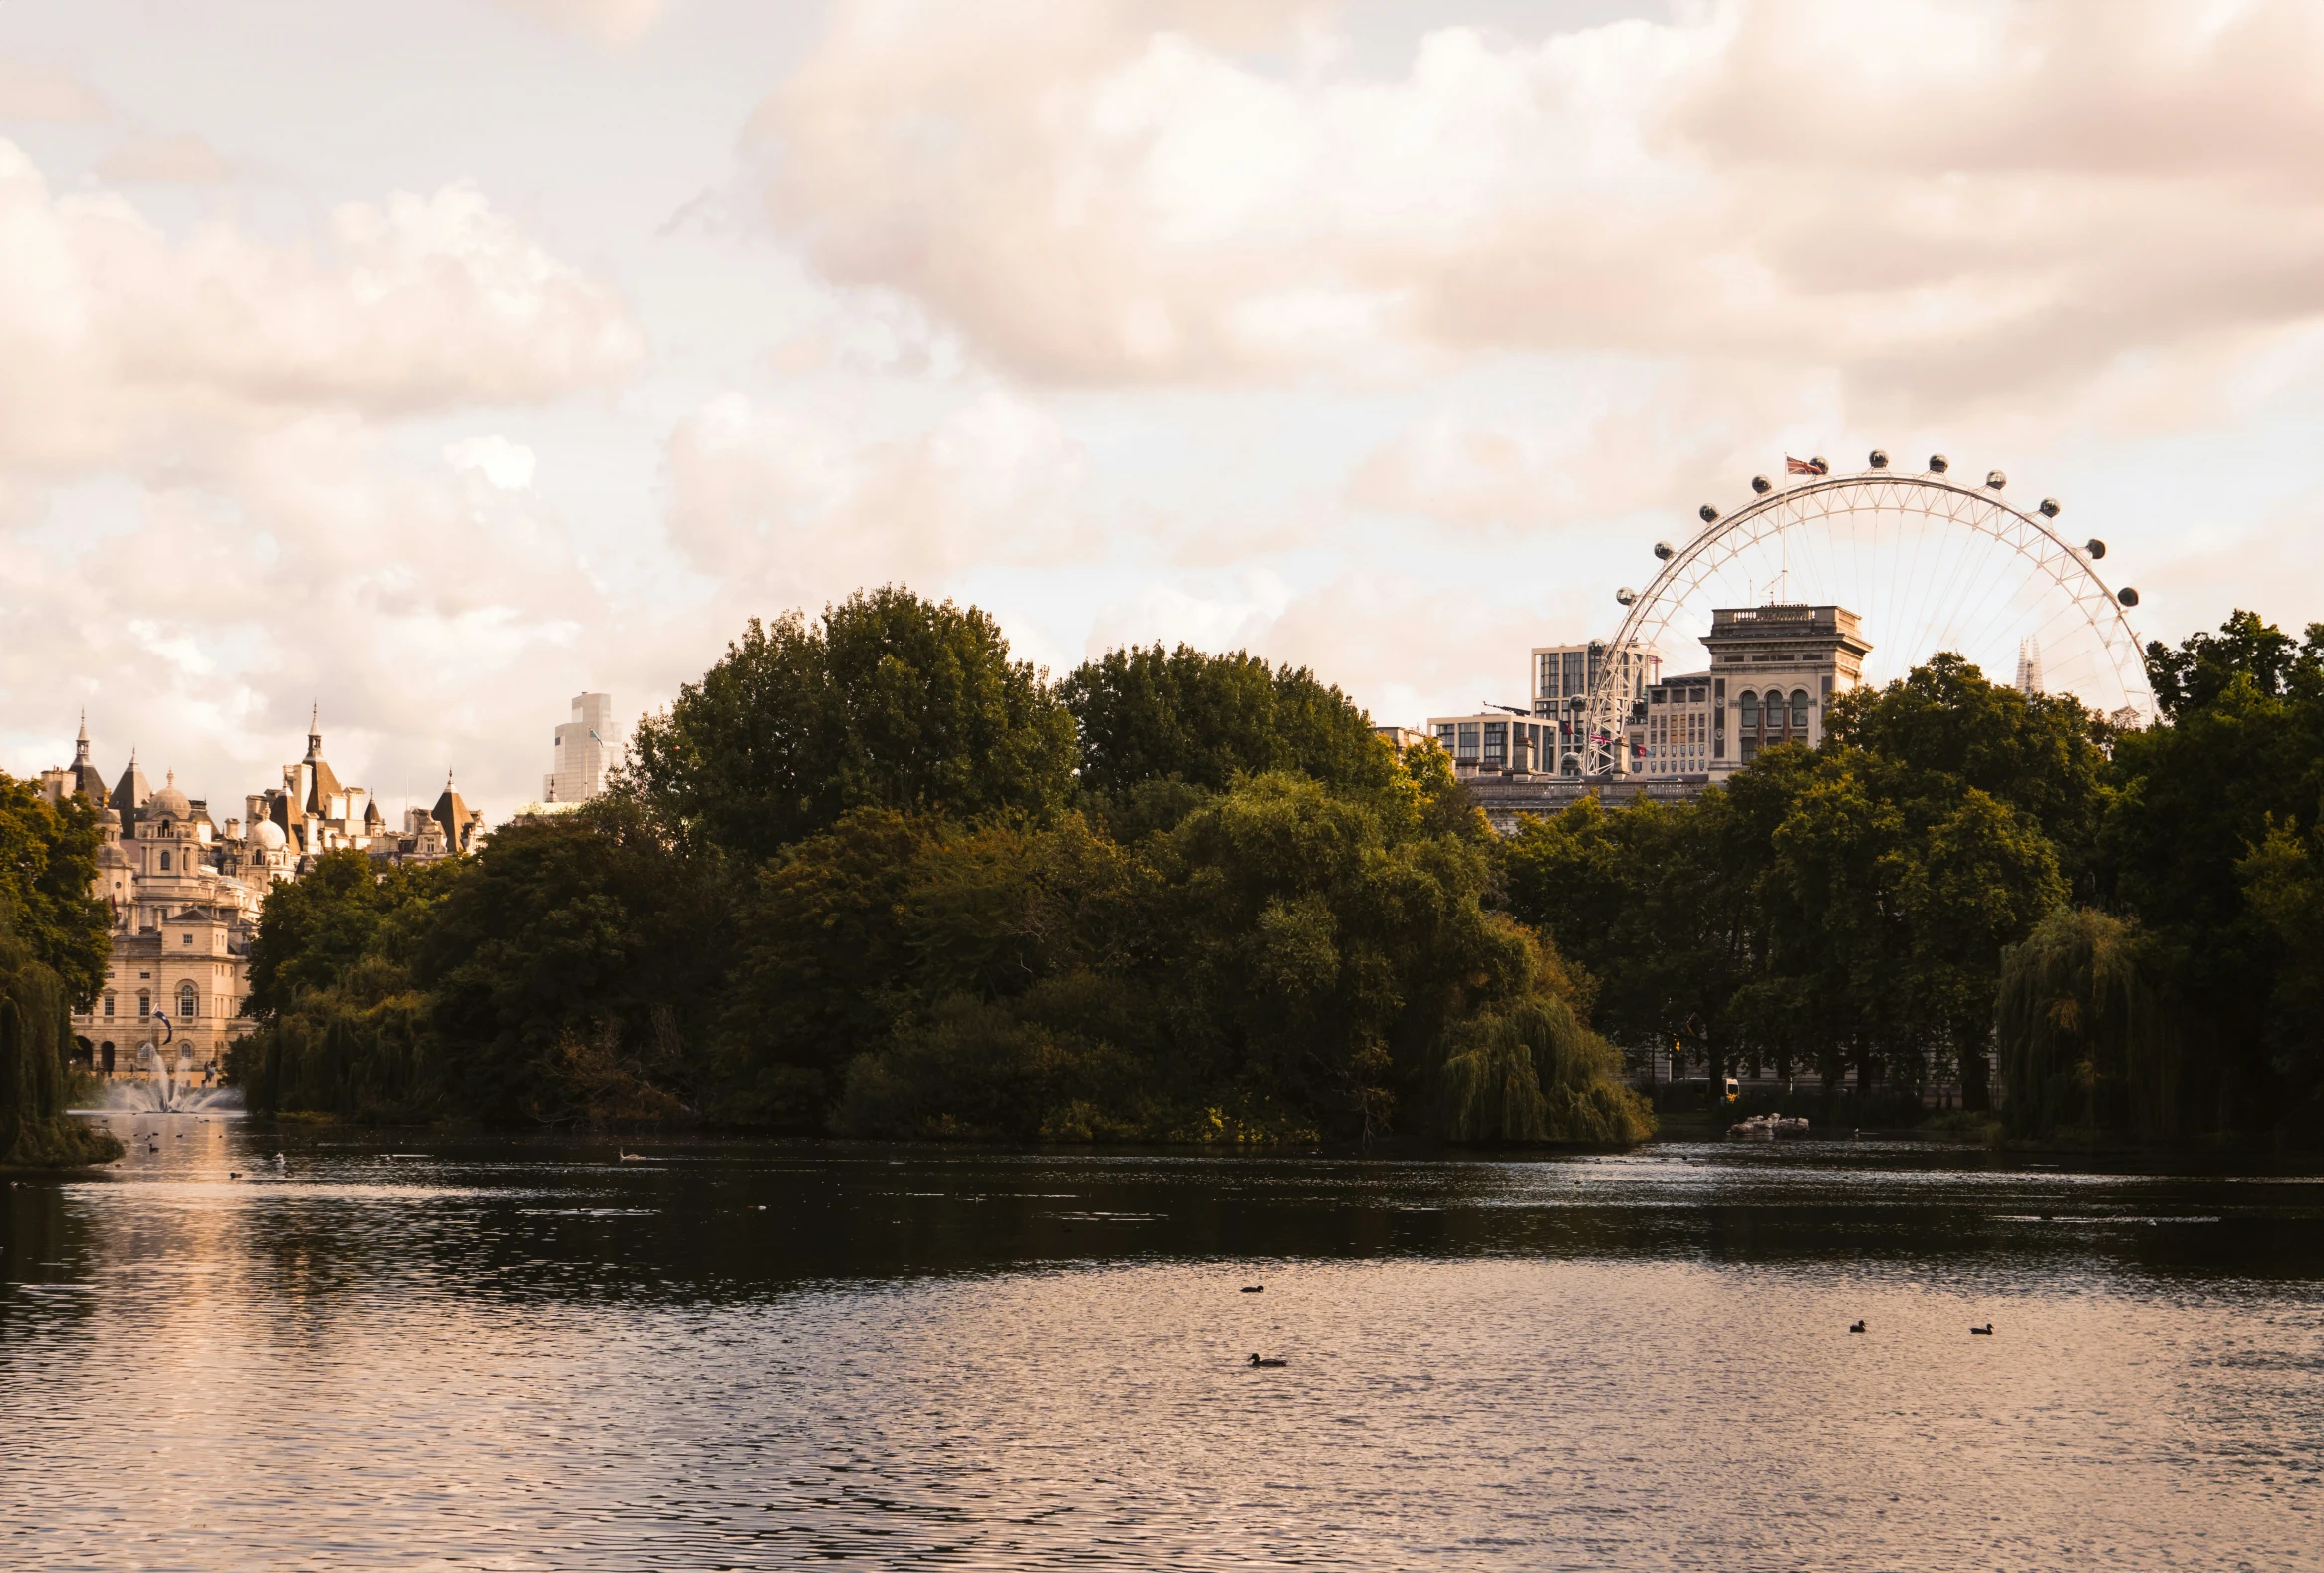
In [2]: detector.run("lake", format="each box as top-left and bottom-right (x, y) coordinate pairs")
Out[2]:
(4, 1114), (2321, 1570)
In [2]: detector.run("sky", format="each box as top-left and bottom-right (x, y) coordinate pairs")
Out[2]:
(2, 0), (2321, 822)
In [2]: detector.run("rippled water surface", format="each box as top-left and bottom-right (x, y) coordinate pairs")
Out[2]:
(5, 1117), (2322, 1570)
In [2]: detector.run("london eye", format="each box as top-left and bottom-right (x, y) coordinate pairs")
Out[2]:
(1581, 453), (2150, 776)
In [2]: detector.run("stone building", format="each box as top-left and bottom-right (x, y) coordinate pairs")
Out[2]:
(36, 714), (481, 1079)
(1411, 603), (1873, 832)
(1629, 604), (1871, 783)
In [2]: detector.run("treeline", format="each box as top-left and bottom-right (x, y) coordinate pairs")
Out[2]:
(1507, 613), (2324, 1144)
(0, 774), (118, 1166)
(229, 588), (1651, 1147)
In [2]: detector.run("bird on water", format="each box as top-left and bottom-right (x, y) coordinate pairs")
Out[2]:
(1971, 1323), (1994, 1335)
(1241, 1285), (1263, 1293)
(1249, 1354), (1287, 1368)
(1849, 1320), (1866, 1333)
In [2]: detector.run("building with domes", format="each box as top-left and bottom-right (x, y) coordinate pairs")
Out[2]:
(35, 712), (476, 1080)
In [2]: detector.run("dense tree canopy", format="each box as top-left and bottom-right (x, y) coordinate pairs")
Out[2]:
(0, 773), (110, 1011)
(231, 590), (1643, 1147)
(1062, 644), (1399, 799)
(629, 588), (1078, 865)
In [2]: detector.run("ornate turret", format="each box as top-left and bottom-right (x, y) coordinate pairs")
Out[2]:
(111, 748), (151, 833)
(431, 769), (472, 854)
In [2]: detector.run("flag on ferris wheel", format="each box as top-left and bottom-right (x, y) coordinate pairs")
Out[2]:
(1785, 455), (1829, 476)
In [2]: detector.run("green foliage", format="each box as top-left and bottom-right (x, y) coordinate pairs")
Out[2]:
(1996, 908), (2182, 1140)
(1062, 643), (1397, 799)
(1437, 989), (1654, 1147)
(245, 848), (461, 1019)
(1823, 652), (2114, 891)
(416, 796), (734, 1122)
(0, 932), (120, 1167)
(630, 587), (1078, 864)
(234, 592), (1643, 1146)
(0, 773), (111, 1010)
(2099, 611), (2324, 1135)
(1506, 711), (2064, 1108)
(2146, 609), (2323, 718)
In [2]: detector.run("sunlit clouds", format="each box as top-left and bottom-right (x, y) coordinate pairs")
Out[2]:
(1, 0), (2320, 812)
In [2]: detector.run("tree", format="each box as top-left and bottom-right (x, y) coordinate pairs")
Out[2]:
(244, 849), (459, 1019)
(419, 797), (736, 1121)
(630, 588), (1078, 865)
(2100, 612), (2324, 1132)
(1062, 644), (1397, 801)
(2146, 609), (2322, 718)
(1823, 652), (2112, 893)
(0, 773), (110, 1010)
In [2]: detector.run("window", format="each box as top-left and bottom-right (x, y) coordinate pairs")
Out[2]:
(182, 931), (192, 945)
(158, 850), (171, 871)
(103, 992), (115, 1018)
(1791, 689), (1810, 728)
(1740, 691), (1760, 729)
(1456, 723), (1479, 762)
(1483, 722), (1506, 765)
(178, 982), (198, 1019)
(1563, 651), (1585, 696)
(137, 991), (150, 1019)
(1434, 723), (1457, 753)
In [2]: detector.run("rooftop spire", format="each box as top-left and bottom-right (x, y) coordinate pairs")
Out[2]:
(75, 709), (89, 762)
(306, 703), (322, 760)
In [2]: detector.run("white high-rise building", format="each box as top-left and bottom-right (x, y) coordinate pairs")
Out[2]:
(544, 692), (615, 803)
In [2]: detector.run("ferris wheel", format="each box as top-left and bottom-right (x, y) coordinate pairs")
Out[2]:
(1581, 451), (2150, 777)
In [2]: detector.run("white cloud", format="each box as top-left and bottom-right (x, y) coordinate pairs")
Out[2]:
(0, 145), (645, 475)
(750, 0), (2324, 409)
(0, 145), (649, 815)
(444, 434), (539, 491)
(663, 387), (1091, 603)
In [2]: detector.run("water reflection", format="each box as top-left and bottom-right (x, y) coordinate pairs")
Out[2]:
(5, 1115), (2321, 1569)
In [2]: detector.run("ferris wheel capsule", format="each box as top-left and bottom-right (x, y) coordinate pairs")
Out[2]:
(1616, 587), (1637, 606)
(2040, 498), (2062, 517)
(2085, 538), (2106, 558)
(1929, 454), (1950, 473)
(1985, 469), (2008, 490)
(1654, 541), (1675, 560)
(1698, 504), (1719, 523)
(1868, 449), (1890, 469)
(1751, 475), (1773, 494)
(2117, 587), (2139, 607)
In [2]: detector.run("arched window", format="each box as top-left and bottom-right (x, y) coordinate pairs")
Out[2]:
(1739, 691), (1760, 729)
(178, 982), (198, 1019)
(1791, 689), (1810, 729)
(158, 850), (171, 871)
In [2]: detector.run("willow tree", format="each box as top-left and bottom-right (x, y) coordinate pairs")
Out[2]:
(1995, 908), (2182, 1139)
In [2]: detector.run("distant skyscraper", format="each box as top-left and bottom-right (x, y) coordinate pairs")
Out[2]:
(2015, 637), (2045, 697)
(544, 693), (615, 803)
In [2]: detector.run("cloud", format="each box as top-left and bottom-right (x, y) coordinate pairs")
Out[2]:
(0, 58), (107, 123)
(748, 0), (2324, 408)
(492, 0), (671, 49)
(96, 131), (236, 185)
(663, 387), (1091, 602)
(0, 147), (653, 815)
(444, 434), (539, 491)
(0, 143), (645, 475)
